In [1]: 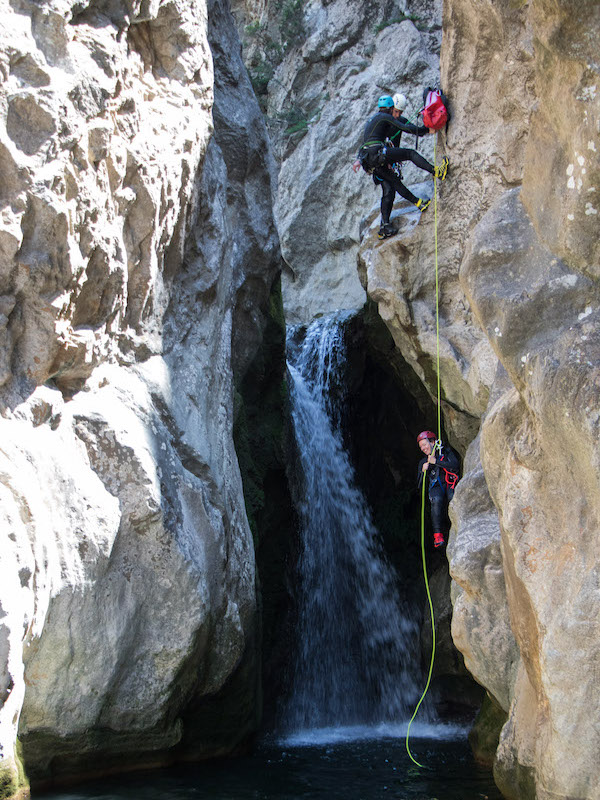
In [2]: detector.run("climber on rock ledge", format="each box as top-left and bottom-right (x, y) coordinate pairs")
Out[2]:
(352, 93), (449, 239)
(416, 430), (460, 548)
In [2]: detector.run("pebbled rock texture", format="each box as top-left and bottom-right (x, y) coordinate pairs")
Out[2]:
(0, 0), (283, 792)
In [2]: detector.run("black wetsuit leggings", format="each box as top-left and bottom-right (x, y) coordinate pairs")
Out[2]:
(377, 177), (396, 223)
(373, 147), (435, 209)
(429, 482), (455, 533)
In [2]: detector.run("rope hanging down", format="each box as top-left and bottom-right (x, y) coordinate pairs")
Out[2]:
(405, 137), (442, 769)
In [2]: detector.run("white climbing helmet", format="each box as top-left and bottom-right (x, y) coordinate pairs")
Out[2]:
(393, 92), (408, 111)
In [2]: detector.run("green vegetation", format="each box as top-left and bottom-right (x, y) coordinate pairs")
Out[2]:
(374, 13), (426, 34)
(246, 53), (276, 98)
(0, 767), (17, 800)
(275, 104), (321, 135)
(244, 0), (306, 100)
(0, 749), (28, 800)
(277, 0), (305, 49)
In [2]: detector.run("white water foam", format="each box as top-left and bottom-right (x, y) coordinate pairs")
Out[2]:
(278, 722), (469, 747)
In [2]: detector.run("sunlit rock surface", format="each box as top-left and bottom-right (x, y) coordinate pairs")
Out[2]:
(357, 186), (496, 453)
(233, 0), (443, 322)
(0, 0), (281, 792)
(360, 0), (600, 798)
(1, 0), (599, 797)
(448, 431), (518, 715)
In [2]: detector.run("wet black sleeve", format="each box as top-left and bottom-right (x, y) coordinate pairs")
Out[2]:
(439, 447), (460, 476)
(391, 116), (429, 137)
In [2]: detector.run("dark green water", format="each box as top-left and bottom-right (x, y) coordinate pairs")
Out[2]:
(38, 724), (503, 800)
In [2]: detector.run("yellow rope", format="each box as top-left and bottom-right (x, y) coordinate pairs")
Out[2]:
(405, 136), (442, 768)
(405, 476), (437, 767)
(433, 137), (442, 443)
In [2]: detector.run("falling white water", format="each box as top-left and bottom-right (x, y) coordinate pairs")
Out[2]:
(285, 313), (426, 733)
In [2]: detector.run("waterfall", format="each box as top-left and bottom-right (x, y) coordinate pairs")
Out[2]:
(285, 313), (426, 733)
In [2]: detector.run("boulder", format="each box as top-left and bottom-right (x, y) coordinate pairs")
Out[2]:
(0, 0), (283, 791)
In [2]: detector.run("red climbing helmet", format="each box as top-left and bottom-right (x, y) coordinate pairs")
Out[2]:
(417, 430), (436, 444)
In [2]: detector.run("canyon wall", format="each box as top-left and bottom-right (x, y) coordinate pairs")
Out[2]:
(243, 0), (600, 796)
(359, 1), (600, 798)
(0, 0), (283, 794)
(1, 0), (598, 798)
(232, 0), (443, 322)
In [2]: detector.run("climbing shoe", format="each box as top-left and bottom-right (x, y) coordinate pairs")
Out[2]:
(415, 197), (431, 212)
(378, 223), (397, 239)
(433, 532), (445, 548)
(434, 156), (449, 181)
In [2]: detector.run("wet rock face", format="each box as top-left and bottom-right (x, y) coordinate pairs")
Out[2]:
(362, 0), (599, 798)
(0, 0), (281, 791)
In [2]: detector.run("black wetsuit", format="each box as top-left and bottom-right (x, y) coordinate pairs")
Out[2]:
(417, 446), (460, 534)
(357, 112), (433, 211)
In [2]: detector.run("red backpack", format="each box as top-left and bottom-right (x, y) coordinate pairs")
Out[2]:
(422, 88), (449, 131)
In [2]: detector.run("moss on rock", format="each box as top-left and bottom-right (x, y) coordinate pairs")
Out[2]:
(0, 748), (29, 800)
(468, 692), (508, 767)
(494, 757), (537, 800)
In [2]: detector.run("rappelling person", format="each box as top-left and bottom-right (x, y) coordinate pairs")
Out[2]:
(352, 93), (449, 240)
(416, 431), (460, 548)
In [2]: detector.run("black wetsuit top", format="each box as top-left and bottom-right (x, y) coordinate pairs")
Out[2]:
(417, 446), (460, 497)
(417, 446), (461, 534)
(361, 112), (428, 147)
(358, 111), (433, 212)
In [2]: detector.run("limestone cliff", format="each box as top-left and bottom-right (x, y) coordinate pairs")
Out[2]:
(232, 0), (443, 322)
(232, 0), (600, 795)
(358, 1), (600, 798)
(2, 0), (599, 798)
(0, 0), (283, 794)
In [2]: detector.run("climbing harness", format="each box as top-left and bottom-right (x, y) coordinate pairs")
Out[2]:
(405, 137), (443, 769)
(444, 468), (459, 490)
(357, 143), (384, 173)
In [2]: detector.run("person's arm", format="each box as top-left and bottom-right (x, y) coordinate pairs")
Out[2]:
(440, 448), (460, 476)
(390, 116), (429, 137)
